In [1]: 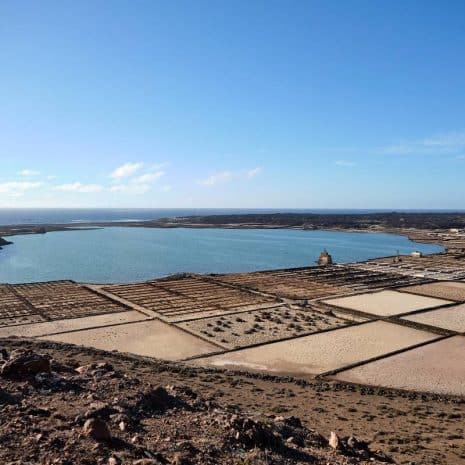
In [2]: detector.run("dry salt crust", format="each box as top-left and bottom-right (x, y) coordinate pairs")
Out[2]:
(322, 290), (451, 317)
(39, 320), (218, 361)
(191, 321), (439, 376)
(402, 303), (465, 333)
(0, 311), (148, 338)
(333, 336), (465, 397)
(399, 281), (465, 302)
(177, 306), (353, 349)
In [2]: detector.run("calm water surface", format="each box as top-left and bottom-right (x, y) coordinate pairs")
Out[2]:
(0, 227), (442, 284)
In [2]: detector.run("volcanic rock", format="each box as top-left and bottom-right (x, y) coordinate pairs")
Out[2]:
(82, 418), (111, 441)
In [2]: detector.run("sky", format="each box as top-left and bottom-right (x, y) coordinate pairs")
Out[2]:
(1, 0), (465, 209)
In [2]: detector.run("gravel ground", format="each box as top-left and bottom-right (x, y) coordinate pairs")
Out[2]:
(0, 339), (395, 465)
(178, 306), (353, 349)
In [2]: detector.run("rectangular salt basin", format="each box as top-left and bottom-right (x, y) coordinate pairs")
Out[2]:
(322, 290), (451, 317)
(39, 319), (218, 361)
(333, 336), (465, 396)
(0, 311), (148, 338)
(192, 321), (439, 376)
(399, 281), (465, 302)
(402, 303), (465, 333)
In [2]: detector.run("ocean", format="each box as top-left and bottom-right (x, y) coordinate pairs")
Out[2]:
(1, 208), (461, 226)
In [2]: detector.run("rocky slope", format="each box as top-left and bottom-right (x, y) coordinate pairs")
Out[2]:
(0, 340), (392, 465)
(0, 338), (463, 465)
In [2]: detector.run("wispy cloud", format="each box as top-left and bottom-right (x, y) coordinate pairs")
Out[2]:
(0, 181), (43, 195)
(245, 166), (262, 178)
(108, 169), (165, 194)
(131, 171), (164, 184)
(422, 131), (465, 147)
(109, 184), (151, 194)
(199, 171), (233, 186)
(381, 130), (465, 156)
(334, 160), (355, 167)
(53, 182), (104, 193)
(199, 167), (263, 186)
(18, 169), (40, 176)
(110, 162), (143, 179)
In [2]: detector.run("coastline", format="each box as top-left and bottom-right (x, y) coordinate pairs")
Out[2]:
(0, 216), (458, 253)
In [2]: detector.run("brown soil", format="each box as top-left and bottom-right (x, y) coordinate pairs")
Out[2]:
(1, 338), (463, 465)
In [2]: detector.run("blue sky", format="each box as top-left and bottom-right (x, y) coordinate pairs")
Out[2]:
(1, 0), (465, 209)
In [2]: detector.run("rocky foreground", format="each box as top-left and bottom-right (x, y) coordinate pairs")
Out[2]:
(0, 341), (393, 465)
(0, 338), (464, 465)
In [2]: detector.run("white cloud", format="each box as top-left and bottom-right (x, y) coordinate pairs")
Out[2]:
(110, 162), (143, 179)
(19, 169), (40, 176)
(53, 182), (103, 193)
(131, 171), (164, 184)
(0, 181), (43, 194)
(334, 160), (355, 166)
(109, 184), (151, 194)
(199, 171), (233, 186)
(422, 131), (465, 148)
(161, 185), (172, 192)
(245, 167), (262, 178)
(199, 167), (265, 186)
(381, 130), (465, 155)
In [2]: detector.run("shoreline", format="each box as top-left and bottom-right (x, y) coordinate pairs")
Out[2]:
(0, 218), (453, 248)
(0, 219), (452, 287)
(2, 213), (464, 274)
(0, 216), (454, 266)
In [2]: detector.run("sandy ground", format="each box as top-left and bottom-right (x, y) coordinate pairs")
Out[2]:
(191, 321), (440, 376)
(39, 319), (219, 360)
(323, 290), (451, 316)
(400, 281), (465, 302)
(0, 311), (148, 338)
(178, 306), (352, 349)
(333, 336), (465, 396)
(402, 303), (465, 333)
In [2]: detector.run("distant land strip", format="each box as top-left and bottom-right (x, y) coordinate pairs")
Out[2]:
(1, 212), (465, 251)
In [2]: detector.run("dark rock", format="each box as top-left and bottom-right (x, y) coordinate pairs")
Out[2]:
(82, 417), (111, 441)
(225, 414), (282, 450)
(1, 351), (50, 378)
(135, 386), (178, 413)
